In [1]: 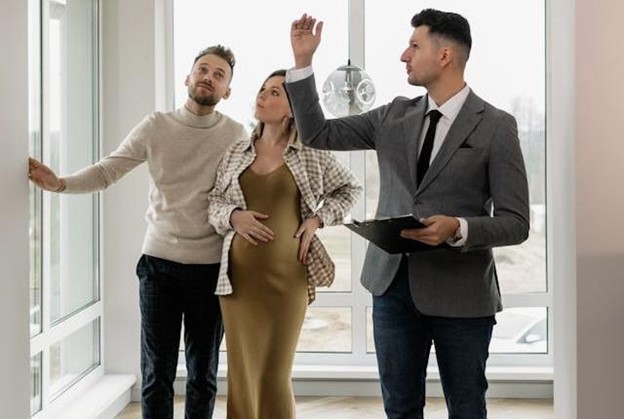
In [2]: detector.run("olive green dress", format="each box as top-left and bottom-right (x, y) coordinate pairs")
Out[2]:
(220, 164), (308, 419)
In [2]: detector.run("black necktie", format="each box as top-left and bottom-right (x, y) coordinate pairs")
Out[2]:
(417, 110), (443, 186)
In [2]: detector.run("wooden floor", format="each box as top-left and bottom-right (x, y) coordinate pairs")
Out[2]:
(116, 396), (553, 418)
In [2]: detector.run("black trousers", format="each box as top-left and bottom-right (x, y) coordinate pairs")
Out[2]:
(136, 254), (223, 419)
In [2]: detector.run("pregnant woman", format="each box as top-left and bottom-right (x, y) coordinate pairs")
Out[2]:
(208, 69), (361, 419)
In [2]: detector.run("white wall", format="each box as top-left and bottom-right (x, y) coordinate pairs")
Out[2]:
(0, 0), (31, 417)
(575, 0), (624, 418)
(100, 0), (161, 398)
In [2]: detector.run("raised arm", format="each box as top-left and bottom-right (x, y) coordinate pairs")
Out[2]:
(287, 14), (384, 152)
(290, 14), (323, 69)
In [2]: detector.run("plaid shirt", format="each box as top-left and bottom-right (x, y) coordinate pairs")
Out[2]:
(208, 137), (362, 304)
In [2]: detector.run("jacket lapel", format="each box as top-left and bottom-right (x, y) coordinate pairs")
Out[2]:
(416, 91), (485, 192)
(404, 96), (428, 187)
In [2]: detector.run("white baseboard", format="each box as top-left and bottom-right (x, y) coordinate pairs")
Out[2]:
(129, 366), (553, 401)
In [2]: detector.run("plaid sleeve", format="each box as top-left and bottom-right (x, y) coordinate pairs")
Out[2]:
(208, 143), (245, 235)
(214, 232), (234, 296)
(314, 151), (362, 226)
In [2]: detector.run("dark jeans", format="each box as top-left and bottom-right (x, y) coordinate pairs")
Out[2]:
(372, 258), (495, 419)
(136, 254), (223, 419)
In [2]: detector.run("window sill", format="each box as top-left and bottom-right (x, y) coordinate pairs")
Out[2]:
(170, 365), (552, 399)
(35, 374), (136, 419)
(177, 364), (552, 382)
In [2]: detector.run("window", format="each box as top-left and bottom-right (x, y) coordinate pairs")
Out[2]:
(29, 0), (101, 415)
(173, 0), (548, 369)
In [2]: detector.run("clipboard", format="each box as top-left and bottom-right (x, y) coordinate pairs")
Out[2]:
(344, 214), (440, 254)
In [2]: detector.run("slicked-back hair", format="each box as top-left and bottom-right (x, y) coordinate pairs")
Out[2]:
(193, 45), (236, 77)
(411, 9), (472, 62)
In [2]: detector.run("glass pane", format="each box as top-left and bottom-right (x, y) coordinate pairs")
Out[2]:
(316, 227), (352, 292)
(43, 0), (99, 322)
(366, 307), (375, 353)
(29, 184), (43, 338)
(29, 0), (42, 338)
(490, 307), (548, 354)
(30, 353), (42, 415)
(50, 319), (101, 397)
(174, 0), (348, 124)
(366, 306), (548, 355)
(297, 307), (351, 353)
(493, 232), (546, 293)
(365, 0), (546, 293)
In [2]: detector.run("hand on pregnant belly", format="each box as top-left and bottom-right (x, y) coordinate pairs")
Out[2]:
(230, 209), (275, 245)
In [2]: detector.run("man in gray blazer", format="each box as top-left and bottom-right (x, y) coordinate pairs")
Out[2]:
(286, 9), (530, 419)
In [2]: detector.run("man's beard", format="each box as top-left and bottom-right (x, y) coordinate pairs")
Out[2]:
(188, 85), (220, 107)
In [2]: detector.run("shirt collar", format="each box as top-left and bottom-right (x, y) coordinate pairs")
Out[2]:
(426, 84), (471, 121)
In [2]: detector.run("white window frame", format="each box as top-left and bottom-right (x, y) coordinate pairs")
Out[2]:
(30, 0), (104, 415)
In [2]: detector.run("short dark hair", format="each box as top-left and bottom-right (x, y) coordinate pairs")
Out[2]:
(411, 9), (472, 60)
(193, 45), (236, 76)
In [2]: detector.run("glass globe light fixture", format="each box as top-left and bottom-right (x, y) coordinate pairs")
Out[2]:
(322, 60), (376, 117)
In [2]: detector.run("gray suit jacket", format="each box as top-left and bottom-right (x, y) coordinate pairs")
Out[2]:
(286, 75), (530, 317)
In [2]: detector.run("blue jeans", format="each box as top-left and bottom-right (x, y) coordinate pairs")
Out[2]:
(372, 257), (495, 419)
(136, 254), (223, 419)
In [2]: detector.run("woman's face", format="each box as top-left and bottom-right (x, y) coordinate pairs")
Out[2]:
(254, 75), (292, 124)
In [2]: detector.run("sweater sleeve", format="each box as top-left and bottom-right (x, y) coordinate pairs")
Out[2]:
(62, 115), (151, 193)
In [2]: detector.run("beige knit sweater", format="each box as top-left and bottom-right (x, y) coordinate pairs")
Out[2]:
(63, 106), (247, 264)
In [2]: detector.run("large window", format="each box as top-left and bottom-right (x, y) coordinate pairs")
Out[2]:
(173, 0), (548, 369)
(29, 0), (101, 415)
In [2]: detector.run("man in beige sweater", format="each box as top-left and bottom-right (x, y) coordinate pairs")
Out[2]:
(28, 45), (247, 419)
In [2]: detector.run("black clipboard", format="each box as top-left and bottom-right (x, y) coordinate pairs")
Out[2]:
(344, 214), (440, 254)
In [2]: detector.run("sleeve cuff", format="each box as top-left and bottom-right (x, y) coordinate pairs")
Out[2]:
(286, 65), (314, 83)
(447, 217), (468, 247)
